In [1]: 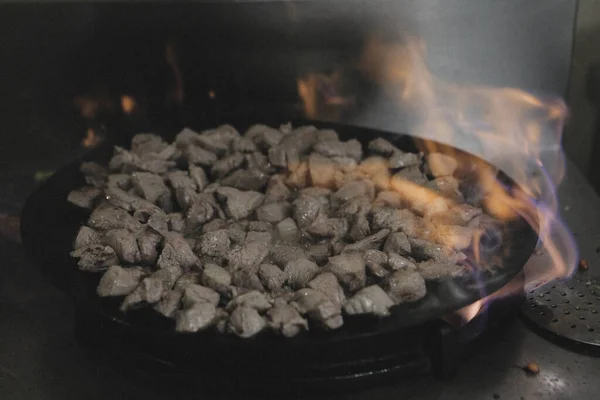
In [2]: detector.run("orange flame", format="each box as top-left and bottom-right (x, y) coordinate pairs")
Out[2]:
(120, 95), (136, 115)
(359, 36), (576, 291)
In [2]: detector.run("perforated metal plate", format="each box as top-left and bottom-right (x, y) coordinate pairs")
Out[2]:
(521, 268), (600, 347)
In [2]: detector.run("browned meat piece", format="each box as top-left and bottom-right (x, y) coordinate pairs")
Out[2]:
(383, 232), (411, 256)
(67, 186), (102, 209)
(231, 269), (264, 291)
(388, 253), (417, 271)
(176, 302), (217, 333)
(394, 166), (427, 184)
(188, 165), (208, 192)
(175, 272), (202, 288)
(181, 284), (220, 307)
(269, 245), (312, 267)
(106, 174), (131, 190)
(245, 124), (285, 149)
(220, 168), (269, 191)
(417, 260), (467, 280)
(313, 139), (363, 161)
(292, 195), (325, 229)
(245, 151), (272, 173)
(247, 221), (271, 232)
(97, 265), (146, 297)
(265, 175), (291, 203)
(227, 242), (269, 271)
(131, 172), (172, 211)
(256, 201), (291, 223)
(201, 219), (229, 233)
(153, 251), (184, 288)
(307, 216), (348, 239)
(343, 229), (390, 253)
(384, 270), (427, 304)
(153, 289), (183, 318)
(102, 229), (141, 264)
(368, 138), (399, 156)
(408, 237), (461, 262)
(258, 263), (286, 291)
(373, 191), (403, 209)
(226, 225), (247, 245)
(227, 306), (267, 338)
(227, 291), (272, 314)
(140, 209), (169, 233)
(308, 272), (346, 305)
(201, 264), (231, 294)
(71, 245), (119, 272)
(284, 259), (320, 289)
(162, 232), (201, 269)
(120, 277), (165, 311)
(316, 129), (339, 141)
(197, 229), (231, 257)
(388, 151), (420, 169)
(166, 171), (197, 208)
(347, 213), (371, 242)
(185, 194), (218, 232)
(268, 126), (318, 168)
(111, 146), (176, 174)
(245, 231), (272, 244)
(184, 144), (218, 167)
(131, 133), (168, 156)
(291, 288), (343, 330)
(325, 253), (366, 291)
(274, 218), (297, 242)
(211, 153), (245, 179)
(427, 152), (458, 177)
(74, 226), (101, 249)
(308, 153), (337, 188)
(371, 208), (420, 236)
(103, 186), (139, 212)
(196, 124), (240, 156)
(175, 127), (202, 148)
(363, 249), (389, 278)
(307, 243), (329, 265)
(333, 180), (375, 204)
(215, 187), (264, 220)
(137, 228), (162, 264)
(266, 305), (308, 338)
(343, 285), (395, 317)
(167, 213), (185, 232)
(231, 136), (258, 153)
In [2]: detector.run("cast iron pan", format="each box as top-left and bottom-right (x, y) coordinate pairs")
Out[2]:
(20, 119), (538, 391)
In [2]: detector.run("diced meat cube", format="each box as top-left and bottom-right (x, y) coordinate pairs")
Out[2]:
(227, 242), (269, 271)
(215, 187), (264, 220)
(201, 264), (232, 294)
(227, 306), (267, 338)
(97, 265), (146, 297)
(181, 284), (220, 307)
(256, 201), (291, 223)
(383, 232), (411, 256)
(197, 229), (231, 257)
(308, 272), (346, 305)
(258, 263), (286, 291)
(153, 289), (184, 318)
(291, 288), (343, 330)
(343, 285), (395, 317)
(384, 270), (427, 304)
(71, 245), (119, 272)
(269, 245), (311, 267)
(211, 153), (245, 179)
(266, 305), (308, 338)
(343, 229), (390, 253)
(387, 253), (417, 271)
(88, 206), (141, 232)
(102, 229), (141, 264)
(325, 253), (366, 292)
(363, 249), (389, 278)
(176, 302), (217, 333)
(417, 260), (467, 280)
(67, 186), (102, 209)
(74, 226), (101, 249)
(284, 259), (320, 289)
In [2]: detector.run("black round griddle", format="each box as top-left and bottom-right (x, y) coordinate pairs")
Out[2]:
(20, 120), (538, 393)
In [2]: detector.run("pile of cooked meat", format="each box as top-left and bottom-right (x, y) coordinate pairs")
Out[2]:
(68, 123), (495, 338)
